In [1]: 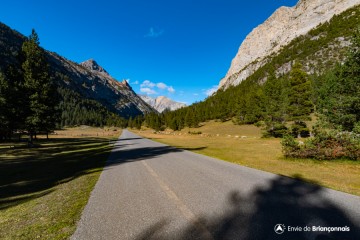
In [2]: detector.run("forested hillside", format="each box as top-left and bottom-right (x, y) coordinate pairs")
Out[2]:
(58, 87), (127, 127)
(0, 22), (154, 139)
(140, 5), (360, 135)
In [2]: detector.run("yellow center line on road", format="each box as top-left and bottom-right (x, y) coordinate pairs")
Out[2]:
(141, 160), (214, 240)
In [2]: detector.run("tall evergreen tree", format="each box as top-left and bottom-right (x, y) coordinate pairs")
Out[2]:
(263, 72), (289, 123)
(185, 109), (199, 128)
(244, 87), (265, 124)
(262, 72), (291, 137)
(22, 29), (58, 141)
(287, 61), (313, 121)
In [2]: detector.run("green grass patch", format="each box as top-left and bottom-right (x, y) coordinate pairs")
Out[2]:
(0, 128), (120, 240)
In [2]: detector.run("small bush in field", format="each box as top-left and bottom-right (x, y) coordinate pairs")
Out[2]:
(282, 130), (360, 160)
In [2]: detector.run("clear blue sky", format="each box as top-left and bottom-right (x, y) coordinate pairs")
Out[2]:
(1, 0), (298, 104)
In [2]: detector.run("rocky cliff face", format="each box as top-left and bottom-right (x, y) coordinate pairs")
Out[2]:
(219, 0), (360, 89)
(0, 21), (155, 117)
(139, 95), (186, 113)
(80, 59), (110, 76)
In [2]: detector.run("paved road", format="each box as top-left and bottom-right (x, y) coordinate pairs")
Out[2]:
(72, 130), (360, 240)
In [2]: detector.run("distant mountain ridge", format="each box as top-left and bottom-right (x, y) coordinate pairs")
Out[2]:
(0, 22), (155, 118)
(219, 0), (360, 89)
(139, 95), (186, 113)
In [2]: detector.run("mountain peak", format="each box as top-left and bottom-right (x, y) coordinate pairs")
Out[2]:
(121, 79), (132, 88)
(80, 59), (109, 76)
(156, 96), (167, 101)
(139, 95), (186, 113)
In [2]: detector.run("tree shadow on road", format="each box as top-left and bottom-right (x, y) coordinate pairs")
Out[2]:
(106, 136), (207, 165)
(108, 145), (183, 164)
(136, 176), (360, 240)
(0, 135), (202, 210)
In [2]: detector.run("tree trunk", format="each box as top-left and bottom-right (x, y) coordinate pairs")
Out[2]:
(28, 133), (33, 147)
(46, 131), (49, 140)
(34, 132), (37, 140)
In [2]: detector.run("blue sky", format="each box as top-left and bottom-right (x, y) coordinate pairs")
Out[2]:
(1, 0), (298, 104)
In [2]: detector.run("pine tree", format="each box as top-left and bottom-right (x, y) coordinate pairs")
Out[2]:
(22, 29), (58, 142)
(285, 62), (313, 137)
(262, 73), (291, 137)
(168, 118), (178, 131)
(318, 28), (360, 131)
(1, 65), (26, 139)
(287, 61), (313, 121)
(264, 72), (288, 122)
(244, 87), (265, 124)
(185, 109), (198, 128)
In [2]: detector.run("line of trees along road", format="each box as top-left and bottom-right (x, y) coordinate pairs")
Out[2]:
(0, 30), (59, 142)
(139, 60), (314, 134)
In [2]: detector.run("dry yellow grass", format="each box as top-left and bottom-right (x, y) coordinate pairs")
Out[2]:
(134, 120), (360, 196)
(52, 125), (121, 139)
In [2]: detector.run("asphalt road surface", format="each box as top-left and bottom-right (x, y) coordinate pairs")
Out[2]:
(72, 130), (360, 240)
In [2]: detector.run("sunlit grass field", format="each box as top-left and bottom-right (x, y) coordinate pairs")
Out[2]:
(0, 126), (121, 240)
(134, 120), (360, 196)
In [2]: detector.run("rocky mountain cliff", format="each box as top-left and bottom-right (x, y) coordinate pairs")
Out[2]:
(219, 0), (360, 89)
(80, 58), (110, 76)
(139, 95), (186, 113)
(0, 22), (154, 118)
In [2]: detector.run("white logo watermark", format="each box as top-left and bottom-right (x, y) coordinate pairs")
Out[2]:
(274, 224), (350, 234)
(274, 224), (285, 234)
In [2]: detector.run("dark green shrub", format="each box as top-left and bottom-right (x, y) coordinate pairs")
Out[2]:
(254, 121), (265, 127)
(291, 121), (310, 138)
(263, 122), (289, 138)
(281, 134), (301, 157)
(281, 130), (360, 160)
(353, 122), (360, 134)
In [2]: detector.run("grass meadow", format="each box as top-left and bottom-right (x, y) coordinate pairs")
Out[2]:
(0, 126), (120, 240)
(2, 121), (359, 240)
(134, 120), (360, 196)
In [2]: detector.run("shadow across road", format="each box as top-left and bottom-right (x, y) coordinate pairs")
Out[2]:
(106, 134), (208, 165)
(2, 132), (359, 240)
(0, 134), (204, 210)
(136, 176), (360, 240)
(108, 145), (183, 164)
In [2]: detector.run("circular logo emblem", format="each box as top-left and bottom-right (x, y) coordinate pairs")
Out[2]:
(274, 224), (285, 234)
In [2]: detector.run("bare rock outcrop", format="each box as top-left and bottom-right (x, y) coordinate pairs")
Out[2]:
(219, 0), (360, 89)
(80, 59), (110, 76)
